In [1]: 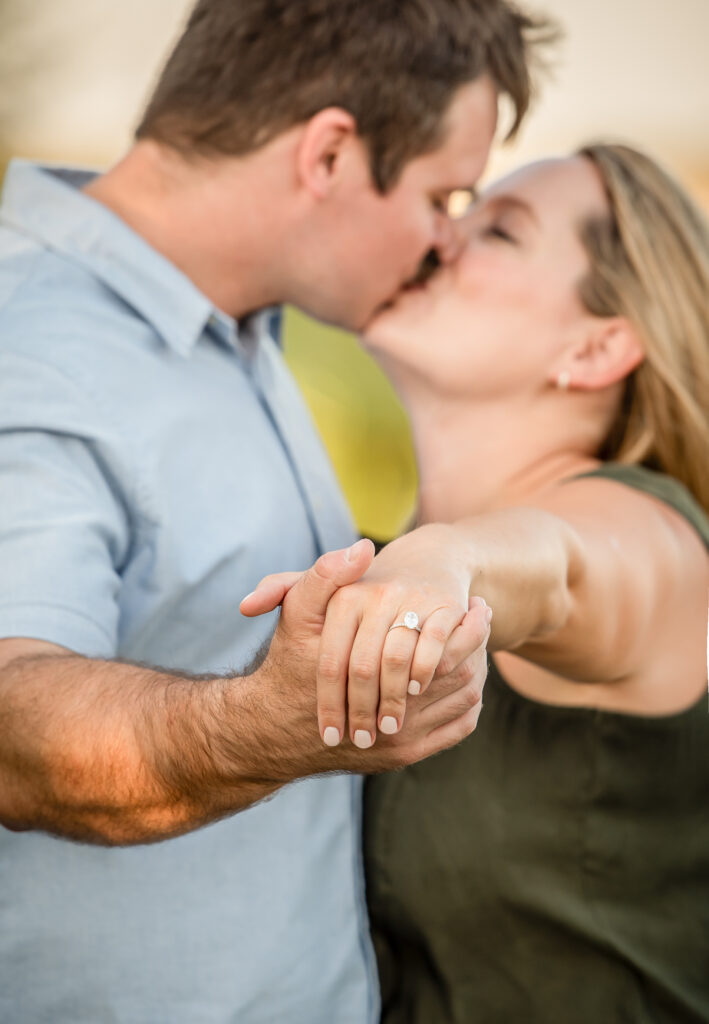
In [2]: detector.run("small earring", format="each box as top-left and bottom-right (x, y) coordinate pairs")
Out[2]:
(556, 370), (571, 390)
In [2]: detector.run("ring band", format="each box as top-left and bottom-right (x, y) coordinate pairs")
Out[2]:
(387, 611), (422, 634)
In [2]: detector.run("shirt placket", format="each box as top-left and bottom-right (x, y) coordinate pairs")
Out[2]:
(249, 335), (357, 557)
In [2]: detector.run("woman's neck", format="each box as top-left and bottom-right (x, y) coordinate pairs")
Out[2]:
(404, 389), (601, 524)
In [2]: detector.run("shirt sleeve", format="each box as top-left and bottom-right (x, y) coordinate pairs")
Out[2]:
(0, 352), (131, 657)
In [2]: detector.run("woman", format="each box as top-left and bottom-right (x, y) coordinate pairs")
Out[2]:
(360, 144), (709, 1023)
(247, 142), (709, 1020)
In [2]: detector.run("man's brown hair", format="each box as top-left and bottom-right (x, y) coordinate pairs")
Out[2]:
(136, 0), (555, 190)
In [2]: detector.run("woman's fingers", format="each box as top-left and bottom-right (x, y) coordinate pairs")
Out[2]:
(370, 622), (420, 740)
(433, 598), (491, 679)
(347, 603), (472, 745)
(373, 607), (460, 731)
(314, 580), (488, 749)
(316, 594), (362, 748)
(409, 597), (490, 693)
(344, 612), (395, 748)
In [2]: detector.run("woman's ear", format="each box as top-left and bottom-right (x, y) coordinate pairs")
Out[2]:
(295, 107), (358, 199)
(551, 317), (645, 391)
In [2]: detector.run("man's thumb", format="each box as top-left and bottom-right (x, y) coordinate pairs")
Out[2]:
(289, 538), (375, 621)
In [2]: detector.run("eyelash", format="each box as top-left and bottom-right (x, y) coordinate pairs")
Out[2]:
(486, 225), (515, 243)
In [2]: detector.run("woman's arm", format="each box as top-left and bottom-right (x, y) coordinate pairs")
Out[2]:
(447, 476), (708, 684)
(245, 478), (707, 737)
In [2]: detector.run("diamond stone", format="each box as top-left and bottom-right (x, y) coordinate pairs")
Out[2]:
(404, 611), (419, 630)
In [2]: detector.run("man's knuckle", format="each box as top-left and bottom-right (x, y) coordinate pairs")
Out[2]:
(436, 653), (456, 678)
(464, 679), (484, 705)
(462, 707), (480, 736)
(472, 656), (489, 685)
(451, 661), (475, 688)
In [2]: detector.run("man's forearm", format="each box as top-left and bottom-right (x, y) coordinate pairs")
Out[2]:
(0, 537), (492, 846)
(0, 653), (284, 845)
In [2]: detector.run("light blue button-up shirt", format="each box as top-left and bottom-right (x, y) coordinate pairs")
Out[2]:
(0, 160), (378, 1024)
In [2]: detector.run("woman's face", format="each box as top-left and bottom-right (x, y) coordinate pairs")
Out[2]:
(364, 155), (610, 400)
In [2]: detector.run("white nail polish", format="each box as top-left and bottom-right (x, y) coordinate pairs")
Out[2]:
(354, 730), (373, 749)
(408, 680), (422, 696)
(380, 716), (398, 735)
(323, 727), (341, 747)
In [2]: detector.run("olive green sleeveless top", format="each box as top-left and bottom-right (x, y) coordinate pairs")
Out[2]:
(364, 467), (709, 1024)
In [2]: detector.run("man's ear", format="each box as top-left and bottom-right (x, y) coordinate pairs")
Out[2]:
(551, 317), (645, 392)
(295, 108), (359, 199)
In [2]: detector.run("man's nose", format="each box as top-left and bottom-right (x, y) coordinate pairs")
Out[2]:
(434, 214), (465, 265)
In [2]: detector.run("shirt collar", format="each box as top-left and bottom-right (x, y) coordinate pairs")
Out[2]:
(0, 158), (256, 358)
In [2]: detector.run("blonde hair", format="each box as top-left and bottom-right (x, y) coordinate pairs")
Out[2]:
(576, 143), (709, 514)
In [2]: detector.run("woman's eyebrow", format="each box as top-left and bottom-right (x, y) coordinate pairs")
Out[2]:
(487, 194), (539, 227)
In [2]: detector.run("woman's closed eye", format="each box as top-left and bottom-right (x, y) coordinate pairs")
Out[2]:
(485, 223), (517, 243)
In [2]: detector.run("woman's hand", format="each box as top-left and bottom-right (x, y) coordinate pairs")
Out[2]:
(241, 526), (492, 748)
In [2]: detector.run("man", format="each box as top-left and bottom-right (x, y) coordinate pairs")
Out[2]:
(0, 0), (548, 1020)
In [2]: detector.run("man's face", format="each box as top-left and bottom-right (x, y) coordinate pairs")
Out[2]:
(297, 76), (499, 332)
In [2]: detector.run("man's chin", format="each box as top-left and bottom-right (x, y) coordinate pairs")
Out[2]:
(364, 284), (410, 328)
(364, 280), (428, 334)
(360, 302), (394, 340)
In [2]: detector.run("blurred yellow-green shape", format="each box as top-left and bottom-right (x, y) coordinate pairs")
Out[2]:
(283, 307), (417, 541)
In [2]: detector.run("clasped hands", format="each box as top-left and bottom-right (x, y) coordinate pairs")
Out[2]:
(241, 525), (491, 768)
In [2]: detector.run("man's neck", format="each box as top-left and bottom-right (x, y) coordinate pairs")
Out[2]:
(83, 140), (292, 319)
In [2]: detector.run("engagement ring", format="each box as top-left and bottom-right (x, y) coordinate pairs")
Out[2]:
(387, 611), (422, 633)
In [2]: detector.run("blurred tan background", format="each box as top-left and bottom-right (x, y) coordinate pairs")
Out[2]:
(2, 0), (707, 538)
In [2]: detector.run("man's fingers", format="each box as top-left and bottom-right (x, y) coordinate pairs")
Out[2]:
(241, 540), (376, 622)
(240, 573), (303, 617)
(283, 538), (375, 628)
(418, 643), (488, 718)
(420, 699), (484, 758)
